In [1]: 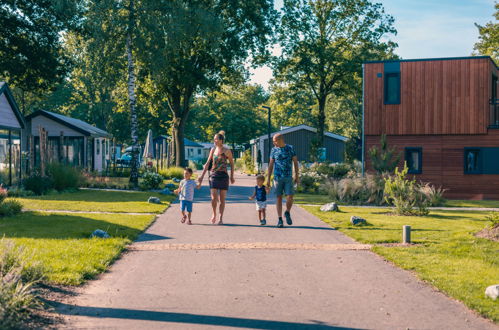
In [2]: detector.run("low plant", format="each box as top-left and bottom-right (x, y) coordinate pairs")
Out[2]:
(46, 163), (85, 192)
(188, 160), (204, 170)
(6, 187), (34, 198)
(140, 171), (163, 190)
(368, 134), (401, 174)
(0, 239), (43, 329)
(158, 167), (184, 180)
(297, 174), (319, 193)
(484, 212), (499, 228)
(419, 183), (447, 206)
(323, 173), (386, 205)
(384, 163), (429, 216)
(22, 175), (54, 195)
(0, 200), (23, 217)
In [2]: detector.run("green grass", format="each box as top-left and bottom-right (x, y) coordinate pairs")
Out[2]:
(303, 205), (499, 323)
(13, 190), (175, 213)
(294, 193), (332, 205)
(0, 211), (161, 285)
(444, 199), (499, 208)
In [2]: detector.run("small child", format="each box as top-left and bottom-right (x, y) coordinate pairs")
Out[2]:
(249, 175), (267, 225)
(174, 167), (198, 225)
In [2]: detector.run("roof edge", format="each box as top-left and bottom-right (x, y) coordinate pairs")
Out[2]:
(364, 55), (498, 69)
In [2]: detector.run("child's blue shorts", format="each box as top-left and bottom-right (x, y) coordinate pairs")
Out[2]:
(180, 200), (193, 213)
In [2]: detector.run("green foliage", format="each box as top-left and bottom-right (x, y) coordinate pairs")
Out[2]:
(419, 183), (447, 207)
(0, 200), (23, 217)
(0, 239), (43, 329)
(46, 163), (85, 192)
(484, 212), (499, 228)
(368, 134), (401, 174)
(241, 149), (256, 175)
(384, 163), (429, 216)
(297, 175), (319, 194)
(323, 174), (386, 205)
(158, 167), (184, 180)
(140, 172), (163, 190)
(473, 2), (498, 62)
(188, 160), (204, 171)
(22, 175), (54, 196)
(6, 188), (34, 198)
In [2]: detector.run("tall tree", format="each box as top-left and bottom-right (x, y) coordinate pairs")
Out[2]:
(275, 0), (396, 147)
(473, 2), (498, 62)
(187, 84), (268, 146)
(138, 0), (277, 166)
(0, 0), (82, 112)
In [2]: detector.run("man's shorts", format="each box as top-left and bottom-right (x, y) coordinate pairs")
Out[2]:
(180, 200), (193, 213)
(274, 177), (294, 196)
(255, 201), (267, 210)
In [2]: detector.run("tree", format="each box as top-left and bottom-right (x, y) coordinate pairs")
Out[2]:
(275, 0), (397, 147)
(0, 0), (82, 112)
(473, 2), (498, 62)
(187, 84), (268, 146)
(368, 134), (400, 174)
(267, 83), (317, 128)
(137, 0), (277, 166)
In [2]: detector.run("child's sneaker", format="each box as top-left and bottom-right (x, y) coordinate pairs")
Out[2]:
(260, 219), (266, 225)
(277, 218), (284, 228)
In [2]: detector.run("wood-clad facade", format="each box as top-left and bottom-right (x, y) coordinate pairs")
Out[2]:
(363, 56), (499, 199)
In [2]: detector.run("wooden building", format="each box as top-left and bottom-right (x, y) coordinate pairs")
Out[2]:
(25, 110), (112, 172)
(0, 82), (25, 186)
(250, 124), (347, 169)
(363, 56), (499, 199)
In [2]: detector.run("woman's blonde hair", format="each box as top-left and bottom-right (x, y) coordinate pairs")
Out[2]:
(216, 130), (225, 141)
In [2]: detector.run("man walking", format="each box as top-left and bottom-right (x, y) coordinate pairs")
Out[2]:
(266, 133), (300, 228)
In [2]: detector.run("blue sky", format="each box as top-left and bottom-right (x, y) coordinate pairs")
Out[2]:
(250, 0), (497, 89)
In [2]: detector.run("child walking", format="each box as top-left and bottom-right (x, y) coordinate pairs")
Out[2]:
(249, 175), (267, 225)
(174, 167), (198, 225)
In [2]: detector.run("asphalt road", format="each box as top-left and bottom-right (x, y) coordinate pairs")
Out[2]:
(56, 173), (497, 330)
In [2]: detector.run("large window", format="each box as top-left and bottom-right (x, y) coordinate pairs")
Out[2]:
(384, 72), (401, 104)
(0, 129), (22, 186)
(405, 147), (422, 174)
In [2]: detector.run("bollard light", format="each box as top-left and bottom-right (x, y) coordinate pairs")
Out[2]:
(403, 225), (411, 244)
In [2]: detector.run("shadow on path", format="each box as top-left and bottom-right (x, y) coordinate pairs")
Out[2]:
(192, 223), (336, 231)
(55, 303), (359, 330)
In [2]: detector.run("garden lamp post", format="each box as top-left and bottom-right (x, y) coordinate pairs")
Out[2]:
(261, 106), (271, 166)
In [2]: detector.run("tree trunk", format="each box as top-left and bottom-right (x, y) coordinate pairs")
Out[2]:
(126, 0), (139, 187)
(317, 94), (326, 147)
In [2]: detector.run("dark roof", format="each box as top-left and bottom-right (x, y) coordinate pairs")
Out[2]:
(184, 138), (203, 147)
(252, 124), (348, 143)
(0, 82), (25, 129)
(26, 110), (111, 138)
(364, 56), (498, 69)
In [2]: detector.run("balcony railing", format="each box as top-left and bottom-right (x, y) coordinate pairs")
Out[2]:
(489, 98), (499, 128)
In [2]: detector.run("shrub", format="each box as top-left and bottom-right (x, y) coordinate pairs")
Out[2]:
(419, 183), (447, 206)
(0, 239), (43, 329)
(140, 171), (163, 190)
(22, 175), (53, 195)
(297, 175), (318, 193)
(46, 163), (85, 191)
(323, 173), (386, 205)
(0, 186), (7, 203)
(242, 149), (256, 174)
(484, 212), (499, 228)
(158, 167), (184, 180)
(188, 160), (204, 170)
(368, 134), (401, 174)
(6, 187), (34, 198)
(0, 200), (23, 217)
(384, 164), (429, 216)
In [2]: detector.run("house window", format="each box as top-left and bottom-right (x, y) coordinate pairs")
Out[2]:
(405, 147), (422, 174)
(464, 149), (481, 174)
(198, 149), (201, 155)
(96, 139), (100, 155)
(384, 72), (401, 104)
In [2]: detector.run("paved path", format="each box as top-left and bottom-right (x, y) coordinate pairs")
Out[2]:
(56, 173), (497, 330)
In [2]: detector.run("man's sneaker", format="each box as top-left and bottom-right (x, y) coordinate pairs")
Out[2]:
(277, 218), (284, 228)
(260, 219), (266, 225)
(284, 211), (293, 225)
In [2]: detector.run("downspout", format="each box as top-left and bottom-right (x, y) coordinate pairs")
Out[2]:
(361, 63), (365, 176)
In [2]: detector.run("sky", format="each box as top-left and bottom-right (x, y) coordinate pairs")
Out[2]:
(249, 0), (497, 89)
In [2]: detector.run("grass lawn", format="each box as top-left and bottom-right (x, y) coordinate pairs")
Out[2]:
(13, 190), (175, 213)
(0, 211), (162, 285)
(303, 205), (499, 323)
(296, 192), (499, 209)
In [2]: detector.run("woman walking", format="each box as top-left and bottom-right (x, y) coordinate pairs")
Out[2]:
(198, 131), (235, 224)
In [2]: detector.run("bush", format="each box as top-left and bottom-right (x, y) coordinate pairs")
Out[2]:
(188, 160), (204, 170)
(384, 164), (429, 216)
(241, 149), (256, 174)
(0, 239), (43, 329)
(419, 183), (447, 206)
(46, 163), (85, 192)
(6, 187), (34, 198)
(368, 134), (401, 174)
(140, 171), (163, 190)
(22, 175), (53, 195)
(297, 174), (319, 193)
(0, 200), (23, 217)
(158, 167), (184, 180)
(484, 212), (499, 228)
(323, 173), (386, 205)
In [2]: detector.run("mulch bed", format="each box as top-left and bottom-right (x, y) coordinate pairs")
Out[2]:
(475, 224), (499, 242)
